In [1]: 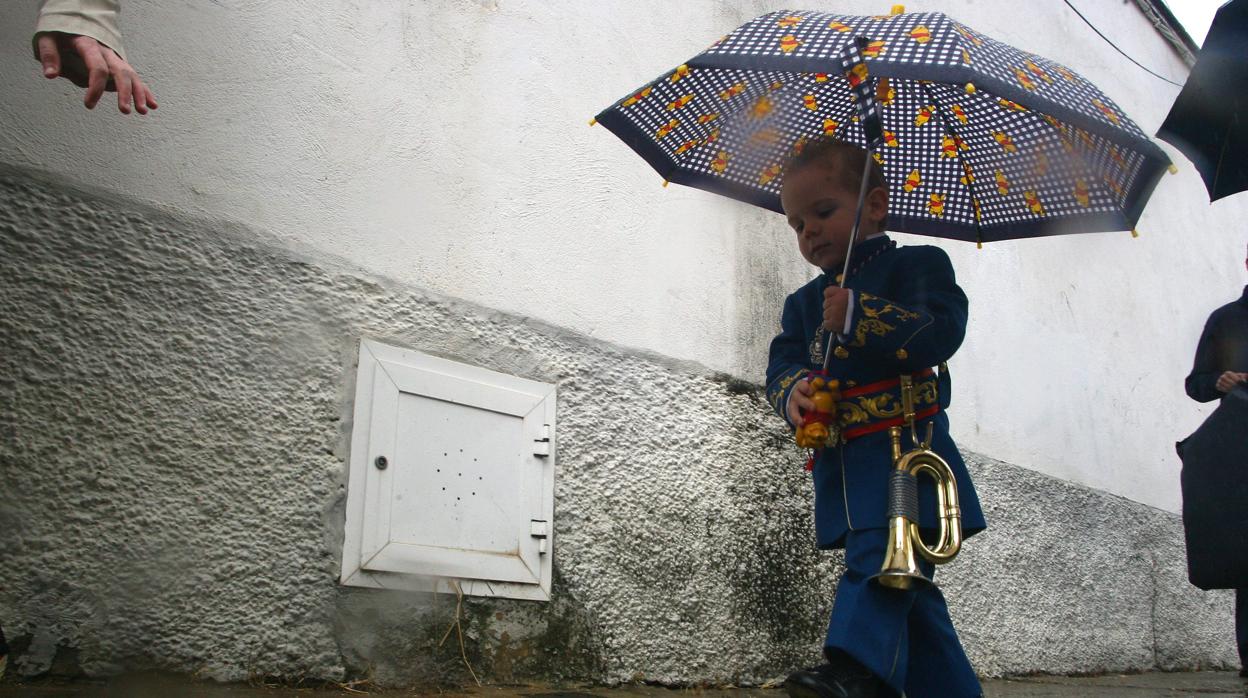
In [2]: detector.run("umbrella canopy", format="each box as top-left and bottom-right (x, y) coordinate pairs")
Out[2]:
(595, 9), (1172, 244)
(1158, 0), (1248, 202)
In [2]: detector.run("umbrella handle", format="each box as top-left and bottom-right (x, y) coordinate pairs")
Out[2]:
(822, 147), (877, 372)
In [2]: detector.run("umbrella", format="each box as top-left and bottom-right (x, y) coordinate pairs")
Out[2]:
(1158, 0), (1248, 202)
(594, 7), (1172, 245)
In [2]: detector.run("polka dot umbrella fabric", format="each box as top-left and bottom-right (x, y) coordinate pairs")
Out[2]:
(595, 9), (1172, 244)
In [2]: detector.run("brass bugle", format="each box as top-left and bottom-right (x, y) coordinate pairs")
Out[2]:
(871, 425), (963, 590)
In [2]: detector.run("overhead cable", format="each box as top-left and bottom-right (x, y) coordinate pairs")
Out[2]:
(1061, 0), (1186, 87)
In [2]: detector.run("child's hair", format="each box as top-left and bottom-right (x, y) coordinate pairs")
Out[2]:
(783, 137), (888, 196)
(783, 137), (889, 230)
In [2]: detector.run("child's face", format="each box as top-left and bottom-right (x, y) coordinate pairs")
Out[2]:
(780, 161), (887, 271)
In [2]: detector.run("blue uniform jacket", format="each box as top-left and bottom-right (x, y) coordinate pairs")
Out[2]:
(766, 235), (986, 549)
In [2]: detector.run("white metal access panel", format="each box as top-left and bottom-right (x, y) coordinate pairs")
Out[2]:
(341, 339), (556, 601)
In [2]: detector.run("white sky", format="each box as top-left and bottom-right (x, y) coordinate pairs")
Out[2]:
(1163, 0), (1225, 45)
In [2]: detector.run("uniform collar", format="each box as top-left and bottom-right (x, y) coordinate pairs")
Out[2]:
(853, 233), (892, 258)
(825, 234), (894, 281)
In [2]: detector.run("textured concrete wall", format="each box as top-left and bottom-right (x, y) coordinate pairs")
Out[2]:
(0, 0), (1244, 513)
(0, 169), (1237, 687)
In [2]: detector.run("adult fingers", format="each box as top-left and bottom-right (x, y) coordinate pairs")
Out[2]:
(36, 34), (61, 78)
(141, 81), (158, 111)
(131, 79), (148, 114)
(74, 37), (110, 109)
(104, 51), (134, 113)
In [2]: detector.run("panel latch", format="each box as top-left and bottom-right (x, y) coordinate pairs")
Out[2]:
(530, 519), (549, 554)
(533, 424), (552, 458)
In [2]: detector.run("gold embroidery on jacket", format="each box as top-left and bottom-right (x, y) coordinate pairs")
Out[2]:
(850, 292), (923, 348)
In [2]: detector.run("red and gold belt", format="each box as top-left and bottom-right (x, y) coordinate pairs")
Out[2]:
(838, 368), (940, 441)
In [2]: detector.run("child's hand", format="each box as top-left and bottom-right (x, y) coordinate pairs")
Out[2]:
(787, 378), (815, 424)
(823, 286), (850, 332)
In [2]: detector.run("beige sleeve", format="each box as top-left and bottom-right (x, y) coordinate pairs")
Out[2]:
(33, 0), (127, 61)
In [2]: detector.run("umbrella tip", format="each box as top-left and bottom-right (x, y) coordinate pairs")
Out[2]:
(976, 240), (983, 250)
(1131, 228), (1140, 238)
(662, 179), (670, 188)
(1167, 163), (1178, 174)
(964, 82), (977, 94)
(589, 117), (598, 127)
(891, 5), (905, 15)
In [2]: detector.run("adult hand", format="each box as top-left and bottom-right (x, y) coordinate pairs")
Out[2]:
(787, 378), (814, 425)
(1215, 371), (1248, 394)
(36, 31), (156, 114)
(823, 286), (850, 332)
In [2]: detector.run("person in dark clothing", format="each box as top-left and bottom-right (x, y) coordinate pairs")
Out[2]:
(1184, 245), (1248, 678)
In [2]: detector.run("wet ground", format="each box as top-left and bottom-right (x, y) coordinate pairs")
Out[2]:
(1, 672), (1246, 697)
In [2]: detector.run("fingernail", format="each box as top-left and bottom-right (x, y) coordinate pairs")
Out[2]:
(43, 67), (56, 77)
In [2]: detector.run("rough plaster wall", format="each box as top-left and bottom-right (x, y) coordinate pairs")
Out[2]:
(0, 0), (1242, 514)
(0, 169), (1237, 687)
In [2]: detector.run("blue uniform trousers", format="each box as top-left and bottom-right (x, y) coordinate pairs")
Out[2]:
(826, 527), (981, 698)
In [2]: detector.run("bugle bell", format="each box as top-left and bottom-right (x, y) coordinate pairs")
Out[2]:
(871, 421), (963, 590)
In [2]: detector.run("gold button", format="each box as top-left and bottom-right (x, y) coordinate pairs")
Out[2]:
(834, 273), (844, 284)
(896, 349), (909, 360)
(834, 346), (849, 359)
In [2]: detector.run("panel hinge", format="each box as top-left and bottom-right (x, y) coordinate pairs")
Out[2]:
(533, 424), (552, 458)
(530, 519), (549, 554)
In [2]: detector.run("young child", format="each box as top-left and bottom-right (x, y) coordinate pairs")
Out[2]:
(765, 138), (986, 698)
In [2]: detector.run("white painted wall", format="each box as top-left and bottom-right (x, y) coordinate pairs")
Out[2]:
(1, 0), (1242, 512)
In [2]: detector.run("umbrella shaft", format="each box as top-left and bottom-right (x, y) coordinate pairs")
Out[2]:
(823, 149), (876, 372)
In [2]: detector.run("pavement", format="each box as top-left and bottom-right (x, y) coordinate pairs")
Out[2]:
(1, 672), (1246, 697)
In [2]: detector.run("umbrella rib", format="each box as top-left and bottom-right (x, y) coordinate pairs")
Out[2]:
(919, 82), (986, 246)
(1212, 107), (1237, 197)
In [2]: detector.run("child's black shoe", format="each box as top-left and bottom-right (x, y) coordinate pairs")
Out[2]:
(783, 652), (883, 698)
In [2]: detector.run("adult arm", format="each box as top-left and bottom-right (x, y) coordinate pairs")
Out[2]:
(34, 0), (127, 61)
(1185, 314), (1225, 403)
(32, 0), (157, 114)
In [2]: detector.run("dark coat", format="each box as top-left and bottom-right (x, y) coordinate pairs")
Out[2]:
(1180, 286), (1248, 589)
(765, 235), (986, 549)
(1185, 286), (1248, 402)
